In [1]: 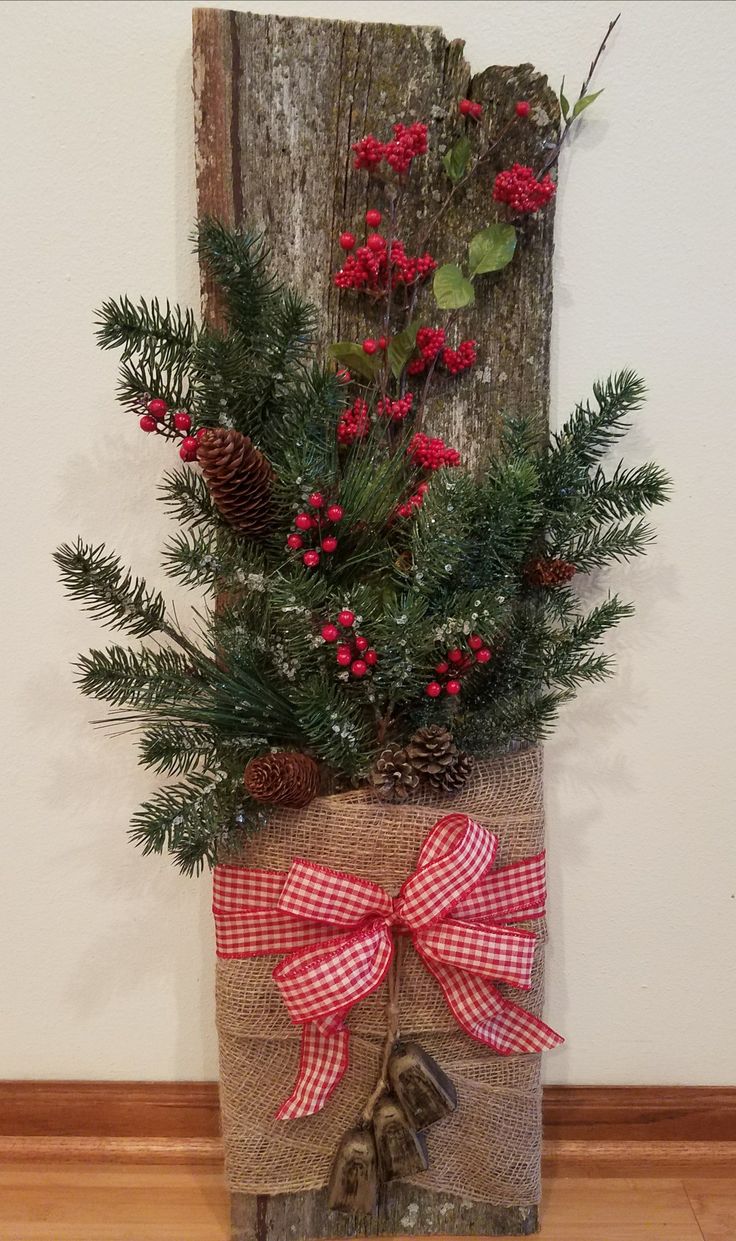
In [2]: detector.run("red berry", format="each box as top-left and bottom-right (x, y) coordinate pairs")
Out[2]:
(336, 644), (353, 666)
(366, 233), (385, 252)
(308, 492), (324, 508)
(350, 659), (368, 678)
(339, 231), (356, 250)
(365, 648), (378, 665)
(468, 634), (483, 651)
(336, 368), (351, 384)
(179, 436), (197, 461)
(448, 648), (463, 664)
(321, 623), (339, 642)
(515, 100), (531, 118)
(362, 338), (378, 355)
(139, 415), (157, 433)
(425, 681), (442, 698)
(377, 336), (389, 351)
(365, 209), (382, 227)
(174, 411), (191, 432)
(286, 533), (303, 550)
(445, 679), (462, 696)
(337, 608), (355, 628)
(147, 398), (167, 418)
(195, 427), (209, 441)
(435, 662), (449, 675)
(321, 536), (338, 553)
(295, 512), (313, 531)
(303, 550), (320, 568)
(327, 504), (344, 522)
(354, 635), (369, 653)
(476, 647), (492, 664)
(459, 99), (473, 116)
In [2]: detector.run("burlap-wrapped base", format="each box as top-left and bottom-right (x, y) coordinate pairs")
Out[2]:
(216, 746), (547, 1206)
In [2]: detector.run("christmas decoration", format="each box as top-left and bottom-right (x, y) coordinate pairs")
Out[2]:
(213, 811), (560, 1119)
(197, 426), (273, 536)
(55, 21), (666, 896)
(406, 724), (458, 779)
(370, 745), (420, 803)
(243, 752), (320, 808)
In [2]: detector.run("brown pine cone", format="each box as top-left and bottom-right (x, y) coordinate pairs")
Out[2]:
(198, 427), (274, 537)
(406, 725), (458, 778)
(370, 745), (420, 803)
(428, 751), (475, 795)
(524, 556), (577, 588)
(244, 752), (320, 808)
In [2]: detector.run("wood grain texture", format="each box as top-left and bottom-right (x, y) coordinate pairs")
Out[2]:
(192, 6), (557, 471)
(0, 1163), (731, 1241)
(192, 8), (557, 1238)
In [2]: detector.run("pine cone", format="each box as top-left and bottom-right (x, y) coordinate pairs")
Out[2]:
(198, 427), (274, 537)
(428, 751), (475, 795)
(370, 744), (420, 803)
(406, 725), (458, 778)
(524, 556), (577, 588)
(244, 751), (320, 808)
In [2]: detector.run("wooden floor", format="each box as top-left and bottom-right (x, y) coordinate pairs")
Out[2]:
(0, 1163), (733, 1241)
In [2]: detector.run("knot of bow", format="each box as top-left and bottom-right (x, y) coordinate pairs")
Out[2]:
(213, 812), (562, 1119)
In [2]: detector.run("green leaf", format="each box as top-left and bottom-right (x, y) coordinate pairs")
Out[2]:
(468, 224), (517, 277)
(559, 78), (570, 121)
(328, 341), (380, 380)
(442, 136), (472, 184)
(387, 320), (422, 379)
(572, 88), (604, 118)
(433, 264), (475, 310)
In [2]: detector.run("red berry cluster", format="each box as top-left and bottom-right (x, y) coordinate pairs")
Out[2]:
(138, 399), (202, 461)
(377, 392), (414, 422)
(408, 433), (461, 471)
(337, 397), (371, 446)
(425, 635), (492, 699)
(320, 609), (378, 679)
(459, 98), (483, 120)
(441, 340), (477, 375)
(524, 556), (577, 587)
(395, 480), (429, 520)
(493, 164), (556, 214)
(286, 494), (344, 568)
(334, 236), (437, 294)
(407, 329), (476, 378)
(352, 123), (428, 175)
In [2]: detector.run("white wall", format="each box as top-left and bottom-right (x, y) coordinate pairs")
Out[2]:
(1, 0), (734, 1085)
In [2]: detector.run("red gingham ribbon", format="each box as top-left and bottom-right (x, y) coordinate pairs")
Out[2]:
(213, 813), (562, 1118)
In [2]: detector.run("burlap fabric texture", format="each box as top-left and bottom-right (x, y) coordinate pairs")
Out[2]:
(216, 745), (547, 1206)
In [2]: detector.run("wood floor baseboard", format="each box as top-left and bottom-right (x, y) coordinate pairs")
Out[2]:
(1, 1082), (734, 1172)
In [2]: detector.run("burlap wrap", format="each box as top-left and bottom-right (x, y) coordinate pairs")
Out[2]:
(216, 745), (547, 1205)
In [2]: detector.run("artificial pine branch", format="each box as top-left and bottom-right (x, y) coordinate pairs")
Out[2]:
(75, 645), (201, 709)
(96, 296), (196, 368)
(195, 219), (278, 336)
(55, 540), (168, 639)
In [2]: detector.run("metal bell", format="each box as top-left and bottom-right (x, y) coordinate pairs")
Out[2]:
(388, 1039), (458, 1130)
(326, 1125), (379, 1214)
(372, 1093), (429, 1181)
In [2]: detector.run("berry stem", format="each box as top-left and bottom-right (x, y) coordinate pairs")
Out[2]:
(536, 13), (620, 178)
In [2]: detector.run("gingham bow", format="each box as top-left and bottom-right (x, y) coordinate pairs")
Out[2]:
(213, 813), (562, 1119)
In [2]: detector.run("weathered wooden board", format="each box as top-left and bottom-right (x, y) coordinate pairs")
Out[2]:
(192, 8), (557, 1237)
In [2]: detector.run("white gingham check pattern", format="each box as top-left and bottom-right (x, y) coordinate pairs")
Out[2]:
(212, 813), (562, 1118)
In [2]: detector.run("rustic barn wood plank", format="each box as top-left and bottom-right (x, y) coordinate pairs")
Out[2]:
(193, 8), (557, 1236)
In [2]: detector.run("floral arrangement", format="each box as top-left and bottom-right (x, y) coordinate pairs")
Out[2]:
(55, 18), (669, 876)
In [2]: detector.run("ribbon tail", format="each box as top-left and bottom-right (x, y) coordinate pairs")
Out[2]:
(422, 955), (564, 1055)
(275, 1023), (350, 1120)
